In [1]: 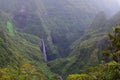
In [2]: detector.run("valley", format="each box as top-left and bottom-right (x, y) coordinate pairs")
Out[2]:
(0, 0), (120, 80)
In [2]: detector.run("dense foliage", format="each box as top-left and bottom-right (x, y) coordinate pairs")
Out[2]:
(67, 61), (120, 80)
(0, 10), (59, 80)
(102, 27), (120, 63)
(48, 11), (120, 78)
(0, 0), (118, 60)
(0, 63), (45, 80)
(0, 0), (120, 80)
(67, 27), (120, 80)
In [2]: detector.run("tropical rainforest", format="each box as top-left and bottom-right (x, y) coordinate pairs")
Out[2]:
(0, 0), (120, 80)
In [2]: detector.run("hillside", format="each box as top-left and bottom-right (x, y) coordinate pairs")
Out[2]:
(48, 11), (120, 79)
(0, 10), (58, 80)
(0, 0), (120, 80)
(0, 0), (119, 60)
(69, 10), (120, 73)
(66, 25), (120, 80)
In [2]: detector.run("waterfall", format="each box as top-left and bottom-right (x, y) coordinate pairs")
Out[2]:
(58, 75), (63, 80)
(41, 40), (48, 62)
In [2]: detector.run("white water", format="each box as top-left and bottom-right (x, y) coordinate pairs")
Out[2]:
(42, 40), (48, 62)
(40, 40), (64, 79)
(59, 75), (63, 80)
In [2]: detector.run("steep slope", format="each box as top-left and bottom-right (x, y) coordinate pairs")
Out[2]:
(47, 12), (108, 78)
(67, 27), (120, 80)
(0, 0), (119, 60)
(67, 11), (120, 74)
(0, 0), (120, 79)
(48, 11), (120, 78)
(0, 10), (57, 80)
(0, 0), (84, 59)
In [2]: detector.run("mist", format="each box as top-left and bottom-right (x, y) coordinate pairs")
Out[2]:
(0, 0), (120, 80)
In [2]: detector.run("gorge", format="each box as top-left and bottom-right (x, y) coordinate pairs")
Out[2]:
(0, 0), (120, 80)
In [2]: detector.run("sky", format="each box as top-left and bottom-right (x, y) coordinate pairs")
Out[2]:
(117, 0), (120, 5)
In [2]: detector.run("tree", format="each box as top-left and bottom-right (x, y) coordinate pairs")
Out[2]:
(102, 26), (120, 63)
(67, 26), (120, 80)
(67, 74), (90, 80)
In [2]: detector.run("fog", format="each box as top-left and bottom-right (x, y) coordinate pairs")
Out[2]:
(0, 1), (120, 80)
(117, 0), (120, 5)
(68, 0), (120, 17)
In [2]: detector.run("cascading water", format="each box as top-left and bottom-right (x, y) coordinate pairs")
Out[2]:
(40, 40), (64, 79)
(58, 75), (63, 80)
(40, 40), (48, 62)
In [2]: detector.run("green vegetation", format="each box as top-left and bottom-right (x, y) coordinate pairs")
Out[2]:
(7, 21), (14, 36)
(102, 27), (120, 63)
(67, 61), (120, 80)
(0, 0), (97, 59)
(67, 74), (90, 80)
(0, 10), (58, 80)
(66, 27), (120, 80)
(48, 13), (109, 78)
(0, 63), (45, 80)
(0, 0), (120, 80)
(0, 37), (3, 45)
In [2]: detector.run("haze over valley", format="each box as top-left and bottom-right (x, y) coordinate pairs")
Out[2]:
(0, 0), (120, 80)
